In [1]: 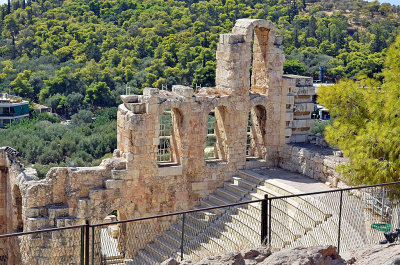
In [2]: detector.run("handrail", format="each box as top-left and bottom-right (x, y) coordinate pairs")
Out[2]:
(0, 224), (86, 239)
(1, 180), (400, 235)
(92, 180), (400, 227)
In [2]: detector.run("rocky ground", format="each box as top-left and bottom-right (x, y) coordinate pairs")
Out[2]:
(161, 244), (400, 265)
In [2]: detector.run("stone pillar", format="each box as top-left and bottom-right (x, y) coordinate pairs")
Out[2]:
(215, 34), (251, 96)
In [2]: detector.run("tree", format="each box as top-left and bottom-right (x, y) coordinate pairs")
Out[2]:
(84, 82), (111, 107)
(288, 0), (298, 24)
(192, 61), (216, 87)
(7, 0), (11, 15)
(66, 92), (85, 115)
(71, 110), (93, 126)
(317, 33), (400, 185)
(3, 15), (20, 58)
(10, 70), (34, 97)
(283, 60), (306, 76)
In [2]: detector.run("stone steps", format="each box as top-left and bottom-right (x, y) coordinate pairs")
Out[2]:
(26, 169), (129, 264)
(128, 168), (368, 264)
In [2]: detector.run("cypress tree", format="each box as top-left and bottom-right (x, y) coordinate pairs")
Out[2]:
(7, 0), (11, 15)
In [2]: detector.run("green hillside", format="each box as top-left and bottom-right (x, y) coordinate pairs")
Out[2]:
(0, 0), (398, 114)
(0, 0), (399, 174)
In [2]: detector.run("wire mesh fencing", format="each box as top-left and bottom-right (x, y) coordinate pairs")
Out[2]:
(268, 183), (400, 254)
(91, 215), (177, 265)
(1, 182), (400, 264)
(180, 201), (263, 262)
(0, 226), (83, 265)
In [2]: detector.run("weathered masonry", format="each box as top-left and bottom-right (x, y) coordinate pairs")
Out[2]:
(0, 19), (321, 264)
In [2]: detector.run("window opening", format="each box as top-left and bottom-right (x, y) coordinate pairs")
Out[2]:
(246, 111), (252, 156)
(204, 110), (217, 159)
(157, 109), (172, 162)
(13, 186), (23, 232)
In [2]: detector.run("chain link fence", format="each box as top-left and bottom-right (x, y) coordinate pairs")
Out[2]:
(0, 226), (83, 265)
(1, 182), (400, 264)
(267, 184), (400, 254)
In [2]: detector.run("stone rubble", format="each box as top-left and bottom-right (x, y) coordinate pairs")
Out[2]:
(163, 244), (400, 265)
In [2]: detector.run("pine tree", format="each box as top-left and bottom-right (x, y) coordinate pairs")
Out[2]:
(317, 33), (400, 185)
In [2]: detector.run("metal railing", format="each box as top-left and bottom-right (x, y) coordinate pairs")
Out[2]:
(1, 181), (400, 264)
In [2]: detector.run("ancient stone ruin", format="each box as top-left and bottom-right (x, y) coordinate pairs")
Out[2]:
(0, 19), (347, 264)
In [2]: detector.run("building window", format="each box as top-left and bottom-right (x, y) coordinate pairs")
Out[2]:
(246, 105), (267, 159)
(204, 110), (217, 159)
(246, 112), (252, 156)
(204, 106), (229, 161)
(157, 109), (172, 163)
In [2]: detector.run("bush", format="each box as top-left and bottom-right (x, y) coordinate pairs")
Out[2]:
(71, 110), (93, 126)
(310, 119), (333, 136)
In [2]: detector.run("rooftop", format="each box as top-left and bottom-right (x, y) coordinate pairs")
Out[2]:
(0, 93), (28, 104)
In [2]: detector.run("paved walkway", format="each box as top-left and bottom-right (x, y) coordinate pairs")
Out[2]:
(250, 167), (333, 194)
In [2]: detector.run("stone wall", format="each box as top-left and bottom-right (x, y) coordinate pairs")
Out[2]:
(283, 75), (315, 143)
(279, 143), (348, 188)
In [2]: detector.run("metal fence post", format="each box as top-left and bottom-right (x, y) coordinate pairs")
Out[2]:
(85, 220), (90, 265)
(268, 197), (272, 246)
(80, 225), (85, 265)
(261, 194), (268, 244)
(337, 190), (343, 254)
(180, 213), (185, 261)
(91, 226), (95, 265)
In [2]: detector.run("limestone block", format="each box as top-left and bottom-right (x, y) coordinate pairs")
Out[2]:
(219, 33), (245, 44)
(296, 86), (315, 96)
(172, 85), (194, 98)
(274, 35), (283, 45)
(292, 119), (314, 129)
(121, 95), (139, 104)
(126, 103), (146, 114)
(294, 103), (314, 113)
(291, 134), (307, 143)
(287, 95), (294, 105)
(158, 165), (183, 177)
(143, 87), (159, 96)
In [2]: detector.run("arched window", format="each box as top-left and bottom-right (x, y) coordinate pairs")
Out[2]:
(204, 106), (228, 161)
(12, 186), (23, 232)
(158, 109), (172, 163)
(246, 105), (267, 159)
(204, 110), (217, 159)
(251, 26), (271, 94)
(157, 109), (183, 164)
(246, 112), (252, 156)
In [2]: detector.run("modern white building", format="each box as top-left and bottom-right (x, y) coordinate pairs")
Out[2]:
(0, 93), (29, 128)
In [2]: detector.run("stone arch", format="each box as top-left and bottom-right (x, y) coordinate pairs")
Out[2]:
(247, 104), (267, 159)
(233, 19), (276, 95)
(12, 185), (23, 232)
(216, 19), (281, 96)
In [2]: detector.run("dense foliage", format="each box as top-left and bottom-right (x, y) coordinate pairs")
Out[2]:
(0, 108), (117, 178)
(1, 0), (399, 174)
(0, 0), (398, 117)
(317, 33), (400, 185)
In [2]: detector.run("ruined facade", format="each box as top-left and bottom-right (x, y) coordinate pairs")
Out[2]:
(0, 19), (334, 264)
